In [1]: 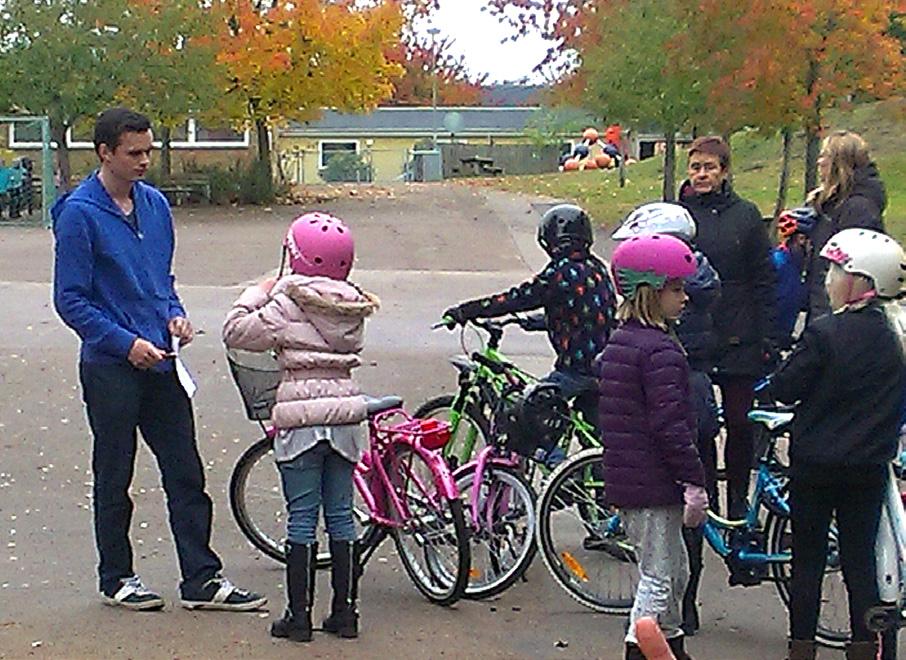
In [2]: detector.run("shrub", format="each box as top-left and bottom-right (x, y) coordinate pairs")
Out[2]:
(321, 152), (372, 183)
(239, 159), (275, 204)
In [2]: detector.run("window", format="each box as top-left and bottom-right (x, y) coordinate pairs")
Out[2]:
(319, 141), (358, 169)
(9, 121), (48, 147)
(8, 118), (248, 149)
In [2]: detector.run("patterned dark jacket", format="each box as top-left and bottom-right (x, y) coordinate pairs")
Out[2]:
(457, 250), (617, 374)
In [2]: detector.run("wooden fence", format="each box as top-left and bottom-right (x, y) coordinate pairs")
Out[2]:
(440, 143), (562, 178)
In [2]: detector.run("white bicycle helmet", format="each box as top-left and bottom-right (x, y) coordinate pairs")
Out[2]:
(613, 202), (697, 243)
(819, 228), (905, 298)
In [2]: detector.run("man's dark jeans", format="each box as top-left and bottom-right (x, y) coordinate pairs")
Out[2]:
(80, 362), (222, 596)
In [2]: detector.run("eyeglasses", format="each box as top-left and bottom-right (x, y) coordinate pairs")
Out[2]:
(688, 162), (721, 173)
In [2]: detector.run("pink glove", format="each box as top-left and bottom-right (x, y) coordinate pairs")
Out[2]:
(683, 484), (709, 528)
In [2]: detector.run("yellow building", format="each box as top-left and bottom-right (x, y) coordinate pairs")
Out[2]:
(277, 106), (544, 184)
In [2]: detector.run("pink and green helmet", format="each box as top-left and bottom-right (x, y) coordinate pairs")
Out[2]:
(610, 234), (696, 297)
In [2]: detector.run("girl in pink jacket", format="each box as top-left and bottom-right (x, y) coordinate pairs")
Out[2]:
(223, 213), (379, 643)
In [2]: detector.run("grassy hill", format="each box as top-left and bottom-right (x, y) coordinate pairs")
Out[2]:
(467, 99), (906, 242)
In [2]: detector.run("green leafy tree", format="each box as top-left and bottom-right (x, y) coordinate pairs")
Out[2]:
(0, 0), (128, 189)
(574, 0), (705, 200)
(116, 0), (226, 179)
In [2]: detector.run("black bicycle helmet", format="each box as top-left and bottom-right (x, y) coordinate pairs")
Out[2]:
(538, 204), (593, 255)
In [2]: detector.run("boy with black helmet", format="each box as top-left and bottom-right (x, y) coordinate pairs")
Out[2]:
(443, 203), (617, 433)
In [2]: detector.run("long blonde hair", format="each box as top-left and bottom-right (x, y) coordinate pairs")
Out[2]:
(808, 131), (871, 211)
(616, 284), (668, 330)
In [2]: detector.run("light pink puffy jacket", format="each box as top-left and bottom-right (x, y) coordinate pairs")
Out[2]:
(223, 275), (379, 429)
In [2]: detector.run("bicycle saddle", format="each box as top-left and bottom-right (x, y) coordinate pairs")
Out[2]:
(747, 409), (794, 430)
(364, 395), (404, 414)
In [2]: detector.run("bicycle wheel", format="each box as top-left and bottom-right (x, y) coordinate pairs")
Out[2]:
(230, 437), (372, 568)
(766, 510), (850, 649)
(413, 394), (489, 467)
(456, 462), (537, 599)
(385, 444), (470, 605)
(536, 447), (638, 613)
(229, 437), (286, 563)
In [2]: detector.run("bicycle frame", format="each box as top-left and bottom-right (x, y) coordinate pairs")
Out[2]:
(357, 408), (460, 529)
(453, 443), (522, 528)
(703, 459), (790, 565)
(442, 318), (599, 466)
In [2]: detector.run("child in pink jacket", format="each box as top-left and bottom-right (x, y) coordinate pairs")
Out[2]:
(223, 212), (379, 643)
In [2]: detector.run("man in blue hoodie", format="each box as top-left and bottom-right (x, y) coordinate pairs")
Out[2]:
(53, 107), (265, 612)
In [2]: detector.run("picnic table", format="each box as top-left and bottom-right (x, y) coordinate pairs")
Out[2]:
(459, 155), (504, 177)
(159, 175), (212, 206)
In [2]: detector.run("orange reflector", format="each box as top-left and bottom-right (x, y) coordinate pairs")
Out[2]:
(469, 567), (481, 578)
(561, 551), (588, 582)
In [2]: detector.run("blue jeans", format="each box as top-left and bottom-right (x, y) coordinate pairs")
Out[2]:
(79, 362), (222, 595)
(278, 441), (356, 545)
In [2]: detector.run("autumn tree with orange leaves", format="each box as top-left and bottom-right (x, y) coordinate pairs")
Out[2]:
(213, 0), (404, 179)
(488, 0), (905, 204)
(386, 36), (486, 106)
(680, 0), (905, 204)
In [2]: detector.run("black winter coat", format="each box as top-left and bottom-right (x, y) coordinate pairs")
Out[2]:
(805, 163), (887, 323)
(676, 250), (720, 373)
(679, 180), (777, 378)
(770, 301), (905, 470)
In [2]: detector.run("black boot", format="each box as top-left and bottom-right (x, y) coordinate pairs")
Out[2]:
(624, 642), (646, 660)
(667, 635), (693, 660)
(271, 542), (317, 642)
(322, 539), (359, 638)
(727, 481), (750, 520)
(681, 527), (704, 636)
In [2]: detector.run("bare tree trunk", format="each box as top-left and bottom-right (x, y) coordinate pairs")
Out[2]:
(52, 123), (72, 192)
(662, 129), (676, 202)
(160, 125), (172, 179)
(255, 118), (272, 181)
(773, 126), (792, 218)
(804, 126), (821, 198)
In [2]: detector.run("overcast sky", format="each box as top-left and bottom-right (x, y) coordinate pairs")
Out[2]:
(414, 0), (556, 84)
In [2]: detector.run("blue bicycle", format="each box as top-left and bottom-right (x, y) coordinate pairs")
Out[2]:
(534, 403), (851, 649)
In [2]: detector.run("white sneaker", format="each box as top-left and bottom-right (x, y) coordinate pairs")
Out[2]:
(102, 575), (164, 611)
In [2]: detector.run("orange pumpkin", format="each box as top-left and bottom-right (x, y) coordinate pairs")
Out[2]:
(595, 153), (613, 169)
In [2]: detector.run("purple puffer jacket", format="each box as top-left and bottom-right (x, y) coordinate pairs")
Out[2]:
(597, 320), (705, 508)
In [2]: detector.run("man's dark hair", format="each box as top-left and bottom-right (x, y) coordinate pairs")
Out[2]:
(688, 135), (731, 170)
(93, 107), (152, 156)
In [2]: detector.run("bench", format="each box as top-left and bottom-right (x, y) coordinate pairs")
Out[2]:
(159, 176), (212, 206)
(459, 156), (503, 177)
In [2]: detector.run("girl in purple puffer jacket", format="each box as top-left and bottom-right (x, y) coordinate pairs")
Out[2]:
(223, 213), (379, 644)
(596, 234), (708, 660)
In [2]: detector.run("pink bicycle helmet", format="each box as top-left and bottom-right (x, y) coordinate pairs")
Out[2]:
(283, 212), (354, 280)
(611, 233), (696, 297)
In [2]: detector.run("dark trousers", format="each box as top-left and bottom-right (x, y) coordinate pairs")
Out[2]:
(690, 370), (719, 507)
(789, 466), (886, 643)
(714, 375), (756, 499)
(80, 362), (222, 595)
(544, 369), (599, 437)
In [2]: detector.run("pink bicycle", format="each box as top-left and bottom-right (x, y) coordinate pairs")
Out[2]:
(226, 349), (471, 606)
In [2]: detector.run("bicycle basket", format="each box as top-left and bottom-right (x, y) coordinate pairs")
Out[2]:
(225, 348), (281, 421)
(495, 383), (569, 458)
(374, 413), (452, 451)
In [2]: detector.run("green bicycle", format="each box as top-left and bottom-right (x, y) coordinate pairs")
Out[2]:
(414, 317), (600, 471)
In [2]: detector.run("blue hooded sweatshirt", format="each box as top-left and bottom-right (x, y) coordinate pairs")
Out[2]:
(52, 172), (185, 368)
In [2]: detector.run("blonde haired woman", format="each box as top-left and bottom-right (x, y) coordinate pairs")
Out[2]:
(805, 130), (887, 322)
